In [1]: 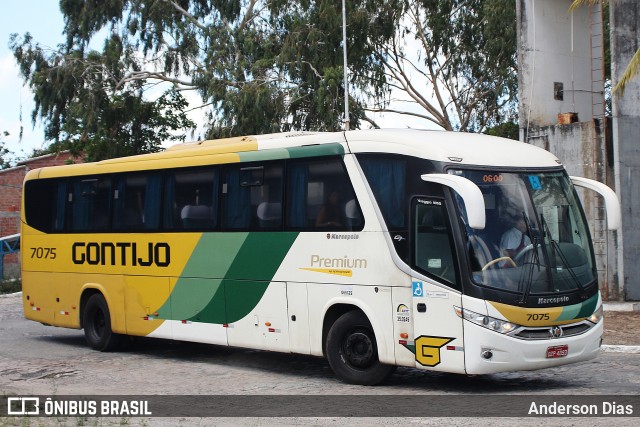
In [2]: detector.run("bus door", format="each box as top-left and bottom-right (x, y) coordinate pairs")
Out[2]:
(410, 197), (466, 374)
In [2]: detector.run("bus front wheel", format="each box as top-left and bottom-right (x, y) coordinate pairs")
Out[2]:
(326, 310), (396, 385)
(83, 293), (123, 351)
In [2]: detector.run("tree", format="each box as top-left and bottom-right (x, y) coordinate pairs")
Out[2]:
(484, 121), (519, 140)
(11, 0), (401, 153)
(12, 0), (517, 152)
(366, 0), (518, 132)
(11, 32), (196, 161)
(569, 0), (639, 95)
(0, 131), (12, 169)
(268, 0), (400, 132)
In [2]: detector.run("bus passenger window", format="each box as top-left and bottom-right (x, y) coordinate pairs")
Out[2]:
(164, 169), (218, 230)
(222, 163), (282, 230)
(69, 177), (112, 232)
(23, 179), (66, 233)
(113, 174), (161, 231)
(286, 157), (362, 231)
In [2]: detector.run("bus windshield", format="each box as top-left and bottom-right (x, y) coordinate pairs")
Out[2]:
(451, 170), (596, 297)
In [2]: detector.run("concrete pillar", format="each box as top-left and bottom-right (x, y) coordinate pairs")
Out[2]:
(610, 1), (640, 300)
(517, 0), (595, 130)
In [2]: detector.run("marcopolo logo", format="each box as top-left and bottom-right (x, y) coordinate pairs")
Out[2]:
(537, 296), (570, 305)
(326, 233), (360, 240)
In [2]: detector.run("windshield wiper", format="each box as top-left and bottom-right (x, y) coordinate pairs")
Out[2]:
(518, 212), (541, 304)
(539, 213), (588, 299)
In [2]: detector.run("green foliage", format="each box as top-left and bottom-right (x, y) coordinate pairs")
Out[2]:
(0, 279), (21, 295)
(376, 0), (518, 132)
(11, 0), (403, 146)
(61, 88), (196, 161)
(270, 0), (401, 132)
(0, 131), (13, 169)
(10, 31), (195, 161)
(484, 121), (519, 141)
(11, 0), (517, 147)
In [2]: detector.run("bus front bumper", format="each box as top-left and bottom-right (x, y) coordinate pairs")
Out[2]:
(463, 319), (603, 375)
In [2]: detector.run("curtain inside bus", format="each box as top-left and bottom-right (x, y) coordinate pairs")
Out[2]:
(287, 163), (309, 228)
(359, 158), (406, 228)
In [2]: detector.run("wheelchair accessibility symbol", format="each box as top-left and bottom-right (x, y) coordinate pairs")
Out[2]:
(412, 281), (424, 297)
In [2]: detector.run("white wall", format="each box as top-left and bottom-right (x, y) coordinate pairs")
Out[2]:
(518, 0), (599, 129)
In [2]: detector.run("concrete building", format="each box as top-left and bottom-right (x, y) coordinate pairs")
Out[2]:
(0, 151), (80, 279)
(610, 1), (640, 300)
(518, 0), (639, 301)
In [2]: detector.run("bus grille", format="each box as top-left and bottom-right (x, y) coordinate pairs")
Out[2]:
(512, 322), (593, 340)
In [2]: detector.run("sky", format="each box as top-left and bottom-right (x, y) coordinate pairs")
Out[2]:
(0, 2), (430, 163)
(0, 1), (65, 160)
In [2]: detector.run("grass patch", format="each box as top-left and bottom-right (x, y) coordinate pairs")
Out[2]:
(0, 279), (21, 294)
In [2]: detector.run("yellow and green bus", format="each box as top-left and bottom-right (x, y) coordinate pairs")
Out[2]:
(21, 129), (620, 385)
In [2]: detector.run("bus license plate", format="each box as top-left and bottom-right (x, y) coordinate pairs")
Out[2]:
(546, 345), (568, 358)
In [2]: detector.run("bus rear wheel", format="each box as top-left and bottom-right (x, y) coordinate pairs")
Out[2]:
(326, 310), (396, 385)
(83, 293), (123, 351)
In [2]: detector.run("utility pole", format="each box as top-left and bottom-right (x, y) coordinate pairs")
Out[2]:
(342, 0), (350, 131)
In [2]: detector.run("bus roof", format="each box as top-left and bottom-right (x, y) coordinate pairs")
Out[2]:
(27, 129), (561, 180)
(343, 129), (561, 168)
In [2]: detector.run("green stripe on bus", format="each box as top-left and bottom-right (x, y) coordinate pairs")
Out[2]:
(224, 232), (298, 280)
(235, 143), (345, 163)
(286, 143), (344, 159)
(159, 232), (298, 324)
(156, 233), (248, 321)
(238, 149), (291, 162)
(575, 294), (598, 319)
(555, 294), (598, 321)
(223, 232), (298, 323)
(181, 233), (249, 278)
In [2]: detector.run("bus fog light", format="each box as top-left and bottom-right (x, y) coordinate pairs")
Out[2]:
(481, 349), (493, 360)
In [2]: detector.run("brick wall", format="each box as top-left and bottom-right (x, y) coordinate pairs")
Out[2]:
(0, 151), (80, 279)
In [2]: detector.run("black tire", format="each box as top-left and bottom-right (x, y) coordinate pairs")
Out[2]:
(83, 293), (123, 351)
(326, 310), (396, 385)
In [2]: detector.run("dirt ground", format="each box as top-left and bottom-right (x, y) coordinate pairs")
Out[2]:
(603, 311), (640, 346)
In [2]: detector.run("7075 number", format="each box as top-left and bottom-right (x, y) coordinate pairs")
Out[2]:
(527, 313), (550, 321)
(30, 247), (57, 259)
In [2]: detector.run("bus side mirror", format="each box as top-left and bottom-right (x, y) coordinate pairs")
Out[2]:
(570, 176), (621, 230)
(421, 174), (486, 230)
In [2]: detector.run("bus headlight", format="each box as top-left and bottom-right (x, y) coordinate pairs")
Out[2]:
(454, 306), (520, 334)
(587, 305), (603, 324)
